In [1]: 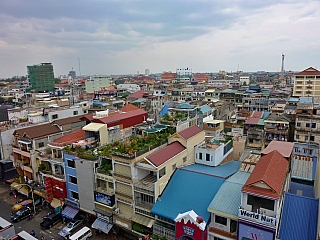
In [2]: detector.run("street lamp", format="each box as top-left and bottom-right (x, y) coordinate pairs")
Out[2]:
(16, 184), (36, 214)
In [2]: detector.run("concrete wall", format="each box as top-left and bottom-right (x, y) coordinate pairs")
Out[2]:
(76, 158), (97, 214)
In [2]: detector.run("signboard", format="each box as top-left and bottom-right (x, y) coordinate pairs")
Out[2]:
(238, 209), (277, 228)
(94, 191), (115, 207)
(238, 222), (275, 240)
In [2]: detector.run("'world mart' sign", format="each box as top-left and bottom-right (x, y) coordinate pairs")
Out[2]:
(238, 209), (277, 227)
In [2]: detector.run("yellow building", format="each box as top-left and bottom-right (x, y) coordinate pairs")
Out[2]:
(294, 67), (320, 97)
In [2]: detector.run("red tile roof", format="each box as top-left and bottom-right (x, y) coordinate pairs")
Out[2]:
(251, 111), (263, 118)
(127, 90), (146, 100)
(50, 128), (85, 147)
(295, 67), (320, 76)
(120, 104), (141, 112)
(261, 140), (294, 158)
(242, 150), (289, 199)
(94, 109), (147, 124)
(146, 141), (186, 167)
(178, 125), (203, 140)
(245, 117), (260, 125)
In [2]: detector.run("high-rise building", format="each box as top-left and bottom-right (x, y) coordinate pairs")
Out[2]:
(68, 69), (76, 79)
(293, 67), (320, 97)
(145, 69), (150, 75)
(27, 63), (55, 92)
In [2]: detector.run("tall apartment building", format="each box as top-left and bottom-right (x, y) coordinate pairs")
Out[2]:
(293, 67), (320, 97)
(27, 63), (55, 92)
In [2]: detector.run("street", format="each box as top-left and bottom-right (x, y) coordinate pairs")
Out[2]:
(0, 182), (61, 240)
(0, 182), (127, 240)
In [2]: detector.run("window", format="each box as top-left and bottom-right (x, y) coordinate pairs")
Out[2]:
(73, 110), (78, 115)
(305, 136), (309, 141)
(199, 153), (202, 160)
(310, 136), (315, 142)
(307, 81), (313, 84)
(38, 142), (44, 148)
(159, 167), (166, 178)
(67, 160), (75, 168)
(172, 164), (176, 171)
(71, 191), (79, 200)
(108, 182), (114, 189)
(296, 122), (301, 127)
(206, 154), (210, 161)
(306, 123), (310, 128)
(183, 157), (187, 163)
(247, 195), (274, 211)
(296, 135), (300, 140)
(312, 123), (316, 128)
(215, 215), (227, 226)
(69, 176), (78, 184)
(140, 193), (154, 204)
(52, 114), (58, 120)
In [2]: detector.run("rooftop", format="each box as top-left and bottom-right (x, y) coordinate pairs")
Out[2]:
(261, 140), (294, 158)
(177, 125), (203, 140)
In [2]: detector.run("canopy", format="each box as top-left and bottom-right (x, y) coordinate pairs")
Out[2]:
(51, 198), (62, 208)
(61, 205), (79, 220)
(91, 218), (113, 234)
(132, 214), (155, 228)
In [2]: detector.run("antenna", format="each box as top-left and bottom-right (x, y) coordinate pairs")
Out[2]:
(78, 57), (82, 76)
(281, 53), (285, 75)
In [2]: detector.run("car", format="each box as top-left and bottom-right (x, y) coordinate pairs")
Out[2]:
(40, 212), (62, 229)
(59, 219), (84, 238)
(11, 206), (32, 222)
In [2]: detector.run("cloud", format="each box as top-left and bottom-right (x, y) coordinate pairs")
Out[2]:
(0, 0), (320, 77)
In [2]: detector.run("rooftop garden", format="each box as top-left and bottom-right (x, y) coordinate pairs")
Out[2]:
(64, 127), (175, 160)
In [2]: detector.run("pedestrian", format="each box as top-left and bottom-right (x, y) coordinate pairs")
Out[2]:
(41, 236), (45, 240)
(30, 230), (36, 237)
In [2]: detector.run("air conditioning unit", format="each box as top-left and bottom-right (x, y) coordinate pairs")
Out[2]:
(114, 208), (119, 214)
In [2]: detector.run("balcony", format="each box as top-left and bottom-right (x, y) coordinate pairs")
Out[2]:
(96, 171), (113, 182)
(12, 146), (31, 158)
(96, 186), (115, 196)
(133, 174), (156, 195)
(134, 200), (153, 211)
(264, 128), (288, 135)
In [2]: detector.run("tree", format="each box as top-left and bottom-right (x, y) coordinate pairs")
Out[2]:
(243, 81), (247, 86)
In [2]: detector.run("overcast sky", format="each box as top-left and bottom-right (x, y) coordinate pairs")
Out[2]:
(1, 0), (319, 78)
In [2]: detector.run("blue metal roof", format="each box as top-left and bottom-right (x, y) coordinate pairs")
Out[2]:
(159, 105), (170, 116)
(198, 104), (212, 114)
(208, 171), (250, 217)
(278, 193), (318, 240)
(262, 111), (270, 119)
(176, 103), (195, 109)
(289, 182), (314, 198)
(181, 161), (241, 179)
(151, 168), (225, 223)
(300, 97), (313, 103)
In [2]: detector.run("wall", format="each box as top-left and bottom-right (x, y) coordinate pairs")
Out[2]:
(48, 106), (84, 122)
(0, 128), (16, 160)
(64, 154), (79, 202)
(76, 158), (97, 215)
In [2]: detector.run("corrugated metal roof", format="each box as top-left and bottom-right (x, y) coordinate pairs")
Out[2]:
(178, 125), (202, 140)
(289, 182), (314, 198)
(181, 161), (241, 179)
(145, 141), (186, 167)
(198, 104), (212, 114)
(261, 141), (294, 158)
(151, 168), (225, 223)
(243, 151), (288, 199)
(278, 193), (319, 240)
(245, 117), (260, 125)
(93, 109), (147, 124)
(208, 171), (250, 218)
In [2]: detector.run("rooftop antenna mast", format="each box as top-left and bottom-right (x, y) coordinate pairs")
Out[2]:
(78, 57), (82, 76)
(281, 53), (285, 75)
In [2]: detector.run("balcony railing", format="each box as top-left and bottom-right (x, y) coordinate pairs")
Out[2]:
(134, 200), (153, 211)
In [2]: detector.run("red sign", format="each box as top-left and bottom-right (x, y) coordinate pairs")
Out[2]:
(44, 177), (53, 202)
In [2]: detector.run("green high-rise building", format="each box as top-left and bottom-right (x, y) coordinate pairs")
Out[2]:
(27, 63), (55, 92)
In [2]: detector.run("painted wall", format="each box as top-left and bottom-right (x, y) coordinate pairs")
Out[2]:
(175, 219), (207, 240)
(64, 154), (78, 202)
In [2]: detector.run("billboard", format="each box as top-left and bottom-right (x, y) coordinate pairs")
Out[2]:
(238, 222), (275, 240)
(94, 191), (115, 207)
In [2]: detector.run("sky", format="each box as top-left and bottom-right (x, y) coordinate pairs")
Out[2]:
(0, 0), (320, 78)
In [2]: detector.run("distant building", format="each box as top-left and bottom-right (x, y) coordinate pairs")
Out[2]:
(145, 69), (150, 75)
(68, 70), (76, 79)
(85, 75), (113, 93)
(27, 63), (55, 92)
(293, 67), (320, 97)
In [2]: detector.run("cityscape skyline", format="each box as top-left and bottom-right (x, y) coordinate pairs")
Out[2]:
(1, 0), (320, 78)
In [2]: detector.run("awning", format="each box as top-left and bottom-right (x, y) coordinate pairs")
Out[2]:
(18, 186), (30, 196)
(132, 214), (155, 228)
(82, 123), (105, 132)
(61, 205), (79, 220)
(91, 218), (113, 234)
(51, 198), (62, 208)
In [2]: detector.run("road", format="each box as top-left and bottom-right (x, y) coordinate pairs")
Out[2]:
(0, 182), (126, 240)
(0, 182), (62, 239)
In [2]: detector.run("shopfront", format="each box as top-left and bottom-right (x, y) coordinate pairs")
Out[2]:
(237, 220), (275, 240)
